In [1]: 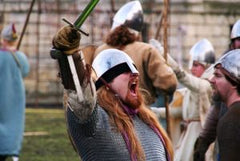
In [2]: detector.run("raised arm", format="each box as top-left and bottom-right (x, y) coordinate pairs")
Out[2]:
(51, 25), (97, 122)
(149, 39), (211, 93)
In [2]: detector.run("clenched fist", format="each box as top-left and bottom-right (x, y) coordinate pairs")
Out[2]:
(52, 25), (81, 55)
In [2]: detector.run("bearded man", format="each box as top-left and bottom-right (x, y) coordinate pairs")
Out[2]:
(194, 19), (240, 161)
(62, 48), (173, 161)
(209, 49), (240, 161)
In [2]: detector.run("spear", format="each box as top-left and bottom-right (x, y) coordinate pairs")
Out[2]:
(154, 14), (162, 40)
(110, 0), (115, 25)
(17, 0), (36, 50)
(162, 0), (171, 137)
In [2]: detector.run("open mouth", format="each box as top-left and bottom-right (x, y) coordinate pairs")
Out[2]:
(129, 81), (138, 96)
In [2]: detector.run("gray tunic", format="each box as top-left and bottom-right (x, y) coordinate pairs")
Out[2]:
(66, 106), (168, 161)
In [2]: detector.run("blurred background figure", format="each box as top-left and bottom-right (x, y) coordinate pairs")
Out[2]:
(230, 19), (240, 49)
(172, 39), (215, 161)
(151, 38), (215, 161)
(0, 23), (30, 161)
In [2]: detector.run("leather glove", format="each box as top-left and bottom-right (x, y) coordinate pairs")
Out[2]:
(50, 25), (91, 91)
(67, 79), (96, 121)
(52, 25), (81, 55)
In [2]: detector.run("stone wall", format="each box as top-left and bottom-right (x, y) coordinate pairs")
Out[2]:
(1, 0), (240, 106)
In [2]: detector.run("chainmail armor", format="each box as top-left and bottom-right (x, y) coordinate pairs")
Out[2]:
(66, 106), (167, 161)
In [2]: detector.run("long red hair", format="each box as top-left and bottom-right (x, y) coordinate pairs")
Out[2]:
(97, 87), (174, 161)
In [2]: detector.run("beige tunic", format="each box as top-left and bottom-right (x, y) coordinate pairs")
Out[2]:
(93, 42), (177, 105)
(174, 71), (212, 161)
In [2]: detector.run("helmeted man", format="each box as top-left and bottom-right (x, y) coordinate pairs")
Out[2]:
(51, 25), (174, 160)
(93, 0), (177, 106)
(230, 19), (240, 49)
(209, 49), (240, 161)
(0, 23), (30, 161)
(194, 19), (240, 161)
(151, 38), (215, 161)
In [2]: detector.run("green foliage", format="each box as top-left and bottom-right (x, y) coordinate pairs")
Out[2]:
(19, 108), (80, 161)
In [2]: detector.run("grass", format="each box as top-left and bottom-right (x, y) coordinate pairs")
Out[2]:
(16, 108), (80, 161)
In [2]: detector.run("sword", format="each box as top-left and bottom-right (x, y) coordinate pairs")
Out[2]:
(51, 0), (99, 102)
(62, 0), (99, 36)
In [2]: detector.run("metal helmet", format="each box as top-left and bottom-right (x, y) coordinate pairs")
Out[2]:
(92, 49), (138, 90)
(231, 19), (240, 40)
(189, 38), (215, 69)
(111, 0), (143, 32)
(215, 49), (240, 83)
(1, 23), (18, 41)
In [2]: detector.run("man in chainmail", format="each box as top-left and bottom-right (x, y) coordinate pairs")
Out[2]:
(51, 23), (174, 160)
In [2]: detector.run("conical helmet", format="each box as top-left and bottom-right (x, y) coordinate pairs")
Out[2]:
(111, 0), (143, 32)
(215, 49), (240, 82)
(1, 23), (18, 41)
(231, 19), (240, 40)
(92, 49), (138, 90)
(189, 38), (215, 69)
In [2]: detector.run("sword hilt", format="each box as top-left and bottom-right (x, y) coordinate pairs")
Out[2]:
(62, 0), (99, 37)
(62, 18), (89, 36)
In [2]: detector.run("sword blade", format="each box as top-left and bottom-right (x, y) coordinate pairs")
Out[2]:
(74, 0), (99, 28)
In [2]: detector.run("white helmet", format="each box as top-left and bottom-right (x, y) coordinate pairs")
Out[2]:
(92, 49), (138, 89)
(111, 0), (143, 32)
(231, 19), (240, 40)
(215, 49), (240, 83)
(189, 38), (215, 69)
